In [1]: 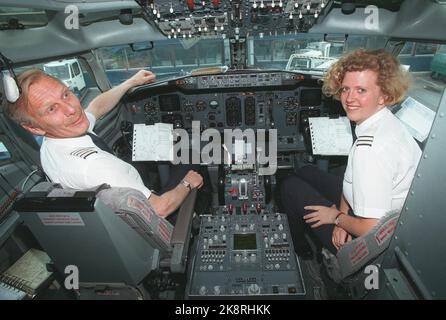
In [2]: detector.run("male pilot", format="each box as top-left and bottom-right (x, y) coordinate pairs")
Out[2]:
(5, 69), (204, 219)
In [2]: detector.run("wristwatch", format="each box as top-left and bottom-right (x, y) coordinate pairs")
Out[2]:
(181, 179), (192, 191)
(334, 212), (343, 226)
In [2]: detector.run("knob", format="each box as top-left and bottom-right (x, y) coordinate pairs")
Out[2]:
(231, 187), (238, 199)
(255, 203), (262, 214)
(247, 284), (260, 295)
(199, 286), (207, 295)
(228, 204), (234, 214)
(242, 202), (248, 214)
(187, 0), (195, 11)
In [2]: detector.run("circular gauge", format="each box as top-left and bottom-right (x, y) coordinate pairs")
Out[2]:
(196, 100), (207, 111)
(210, 100), (219, 109)
(286, 97), (296, 106)
(183, 100), (194, 112)
(144, 101), (158, 116)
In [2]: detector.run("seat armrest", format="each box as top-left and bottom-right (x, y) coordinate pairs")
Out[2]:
(170, 189), (197, 273)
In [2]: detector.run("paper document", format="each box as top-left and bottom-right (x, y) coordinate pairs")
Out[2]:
(0, 282), (27, 300)
(132, 123), (174, 161)
(308, 117), (353, 156)
(395, 96), (435, 142)
(0, 248), (52, 297)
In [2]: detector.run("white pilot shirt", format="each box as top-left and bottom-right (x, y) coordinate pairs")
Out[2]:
(40, 112), (151, 198)
(343, 107), (421, 219)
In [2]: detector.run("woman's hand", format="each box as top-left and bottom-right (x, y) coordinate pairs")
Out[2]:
(332, 226), (352, 251)
(303, 204), (340, 228)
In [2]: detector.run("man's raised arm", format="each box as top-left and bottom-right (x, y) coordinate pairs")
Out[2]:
(86, 70), (155, 119)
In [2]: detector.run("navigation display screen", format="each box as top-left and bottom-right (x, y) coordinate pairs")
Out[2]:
(159, 94), (180, 112)
(300, 88), (322, 106)
(233, 233), (257, 250)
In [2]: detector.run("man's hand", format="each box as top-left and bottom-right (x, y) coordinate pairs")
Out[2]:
(332, 226), (352, 251)
(183, 170), (203, 189)
(303, 204), (340, 228)
(86, 70), (156, 119)
(126, 70), (156, 88)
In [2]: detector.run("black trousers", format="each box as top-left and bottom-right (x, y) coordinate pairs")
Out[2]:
(281, 166), (343, 254)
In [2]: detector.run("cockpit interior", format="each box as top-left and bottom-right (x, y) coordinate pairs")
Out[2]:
(0, 0), (446, 301)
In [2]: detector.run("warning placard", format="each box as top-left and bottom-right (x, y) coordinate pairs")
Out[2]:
(37, 212), (85, 226)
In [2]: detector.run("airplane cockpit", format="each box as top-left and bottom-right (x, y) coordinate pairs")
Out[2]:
(0, 0), (446, 302)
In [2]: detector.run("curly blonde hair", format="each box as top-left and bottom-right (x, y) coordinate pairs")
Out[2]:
(322, 49), (411, 105)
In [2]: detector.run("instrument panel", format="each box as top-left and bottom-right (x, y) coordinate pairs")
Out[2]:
(187, 207), (305, 298)
(139, 0), (333, 38)
(126, 71), (325, 152)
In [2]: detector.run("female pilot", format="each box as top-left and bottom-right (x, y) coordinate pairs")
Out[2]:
(281, 49), (421, 255)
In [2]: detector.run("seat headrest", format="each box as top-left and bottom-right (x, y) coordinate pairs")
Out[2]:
(96, 187), (174, 253)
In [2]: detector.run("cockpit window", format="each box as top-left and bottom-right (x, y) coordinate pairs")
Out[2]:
(96, 34), (389, 84)
(252, 34), (387, 74)
(95, 38), (227, 85)
(42, 65), (70, 80)
(0, 141), (11, 162)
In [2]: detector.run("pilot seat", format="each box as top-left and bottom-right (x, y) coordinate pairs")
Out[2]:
(13, 182), (197, 299)
(320, 209), (400, 299)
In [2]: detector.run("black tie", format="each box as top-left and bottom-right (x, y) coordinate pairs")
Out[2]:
(87, 132), (113, 154)
(350, 122), (357, 143)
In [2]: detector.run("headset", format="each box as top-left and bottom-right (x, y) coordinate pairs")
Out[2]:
(0, 52), (21, 103)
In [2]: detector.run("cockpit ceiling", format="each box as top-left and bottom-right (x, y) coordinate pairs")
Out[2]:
(0, 0), (445, 64)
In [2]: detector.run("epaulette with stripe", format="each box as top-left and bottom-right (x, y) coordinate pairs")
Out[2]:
(70, 147), (98, 159)
(356, 135), (374, 147)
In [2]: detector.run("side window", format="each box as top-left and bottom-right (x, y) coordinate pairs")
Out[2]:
(400, 42), (414, 55)
(0, 141), (12, 162)
(431, 44), (446, 83)
(72, 62), (81, 76)
(14, 58), (98, 106)
(398, 42), (446, 113)
(415, 43), (439, 55)
(398, 42), (440, 72)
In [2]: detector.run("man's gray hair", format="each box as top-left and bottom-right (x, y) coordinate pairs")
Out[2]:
(4, 69), (64, 125)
